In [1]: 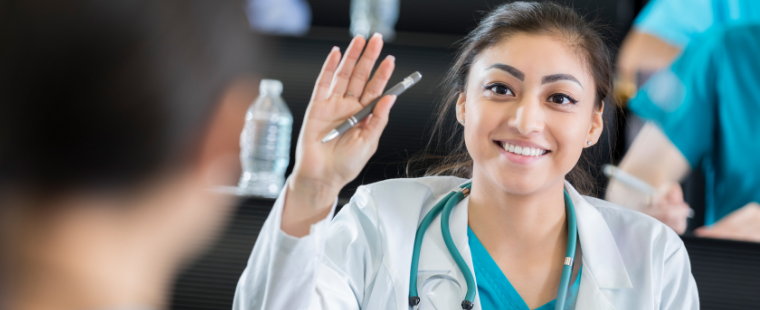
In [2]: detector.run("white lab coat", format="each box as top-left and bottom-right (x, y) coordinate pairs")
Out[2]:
(233, 176), (699, 310)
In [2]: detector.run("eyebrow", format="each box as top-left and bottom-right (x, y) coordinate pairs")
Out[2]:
(486, 63), (524, 81)
(542, 74), (583, 88)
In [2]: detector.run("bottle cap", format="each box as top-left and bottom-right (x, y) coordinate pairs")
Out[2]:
(259, 79), (283, 96)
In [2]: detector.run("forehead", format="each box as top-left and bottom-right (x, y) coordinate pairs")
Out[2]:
(471, 33), (592, 84)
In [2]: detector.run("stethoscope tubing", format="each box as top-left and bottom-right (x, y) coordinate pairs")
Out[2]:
(555, 190), (578, 310)
(408, 189), (457, 305)
(440, 184), (477, 308)
(408, 181), (578, 310)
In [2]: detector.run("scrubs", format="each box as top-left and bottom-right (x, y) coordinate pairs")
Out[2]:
(634, 0), (760, 47)
(628, 25), (760, 225)
(468, 227), (581, 310)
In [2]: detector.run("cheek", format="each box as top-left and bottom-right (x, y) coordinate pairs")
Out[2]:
(549, 115), (590, 170)
(463, 99), (502, 152)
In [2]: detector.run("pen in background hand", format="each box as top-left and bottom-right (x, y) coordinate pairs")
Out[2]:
(603, 164), (694, 218)
(321, 71), (422, 143)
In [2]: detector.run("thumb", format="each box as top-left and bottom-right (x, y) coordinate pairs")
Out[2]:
(363, 95), (397, 141)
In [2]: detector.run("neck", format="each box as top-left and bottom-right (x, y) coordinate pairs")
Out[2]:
(0, 200), (174, 310)
(467, 172), (567, 253)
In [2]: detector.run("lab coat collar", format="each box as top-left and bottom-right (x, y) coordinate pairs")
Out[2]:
(565, 181), (633, 310)
(414, 179), (632, 310)
(564, 180), (633, 290)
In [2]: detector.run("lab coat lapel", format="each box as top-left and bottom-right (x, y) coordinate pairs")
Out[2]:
(416, 194), (481, 310)
(565, 181), (633, 309)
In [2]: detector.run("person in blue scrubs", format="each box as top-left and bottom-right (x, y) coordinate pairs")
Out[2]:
(616, 0), (760, 101)
(634, 0), (760, 47)
(609, 24), (760, 242)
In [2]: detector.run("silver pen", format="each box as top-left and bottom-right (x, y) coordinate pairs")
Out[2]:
(321, 71), (422, 143)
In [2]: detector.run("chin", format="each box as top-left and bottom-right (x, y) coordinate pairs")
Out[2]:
(487, 169), (551, 195)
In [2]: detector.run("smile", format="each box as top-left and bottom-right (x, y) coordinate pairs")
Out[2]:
(500, 142), (548, 157)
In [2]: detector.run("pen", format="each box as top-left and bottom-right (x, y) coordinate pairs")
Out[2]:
(603, 164), (694, 218)
(603, 164), (657, 195)
(321, 71), (422, 143)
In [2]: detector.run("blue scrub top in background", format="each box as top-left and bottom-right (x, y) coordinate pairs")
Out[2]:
(628, 24), (760, 225)
(468, 227), (581, 310)
(634, 0), (760, 47)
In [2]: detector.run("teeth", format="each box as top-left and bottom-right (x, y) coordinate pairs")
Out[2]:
(501, 142), (547, 157)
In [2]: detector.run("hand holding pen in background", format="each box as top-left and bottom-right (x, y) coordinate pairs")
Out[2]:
(604, 164), (693, 235)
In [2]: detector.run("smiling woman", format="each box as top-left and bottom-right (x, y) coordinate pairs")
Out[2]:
(418, 3), (612, 197)
(234, 2), (698, 310)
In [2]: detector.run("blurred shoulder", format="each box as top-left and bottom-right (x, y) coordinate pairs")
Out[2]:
(330, 176), (467, 240)
(358, 176), (468, 198)
(340, 176), (467, 219)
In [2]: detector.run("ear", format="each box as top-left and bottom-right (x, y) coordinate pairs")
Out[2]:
(196, 76), (259, 186)
(455, 91), (466, 124)
(586, 101), (605, 147)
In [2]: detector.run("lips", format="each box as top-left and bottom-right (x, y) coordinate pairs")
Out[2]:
(500, 141), (548, 157)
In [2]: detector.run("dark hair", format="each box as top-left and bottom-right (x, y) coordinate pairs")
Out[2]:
(0, 0), (259, 194)
(410, 1), (613, 195)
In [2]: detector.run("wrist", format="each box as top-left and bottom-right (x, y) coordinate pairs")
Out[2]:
(287, 175), (341, 207)
(281, 175), (341, 237)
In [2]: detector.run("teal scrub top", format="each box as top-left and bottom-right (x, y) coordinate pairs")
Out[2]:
(628, 24), (760, 225)
(634, 0), (760, 47)
(468, 227), (581, 310)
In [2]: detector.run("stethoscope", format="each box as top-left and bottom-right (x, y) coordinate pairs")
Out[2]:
(408, 182), (578, 310)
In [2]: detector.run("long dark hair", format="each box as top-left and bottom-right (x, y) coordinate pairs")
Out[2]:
(409, 1), (613, 195)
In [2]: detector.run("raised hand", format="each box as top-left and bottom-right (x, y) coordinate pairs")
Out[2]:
(282, 34), (396, 236)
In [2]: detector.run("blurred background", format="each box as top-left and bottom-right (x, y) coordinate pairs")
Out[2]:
(3, 0), (756, 309)
(170, 0), (760, 309)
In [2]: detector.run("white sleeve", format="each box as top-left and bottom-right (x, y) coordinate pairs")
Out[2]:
(658, 238), (700, 310)
(231, 185), (338, 310)
(232, 185), (382, 310)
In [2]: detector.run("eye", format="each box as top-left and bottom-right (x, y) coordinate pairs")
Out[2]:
(547, 93), (578, 105)
(484, 83), (514, 96)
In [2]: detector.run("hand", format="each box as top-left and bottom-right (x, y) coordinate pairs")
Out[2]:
(283, 34), (396, 236)
(643, 182), (691, 235)
(694, 202), (760, 242)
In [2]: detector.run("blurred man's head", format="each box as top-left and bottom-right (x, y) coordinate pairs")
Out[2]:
(0, 1), (259, 309)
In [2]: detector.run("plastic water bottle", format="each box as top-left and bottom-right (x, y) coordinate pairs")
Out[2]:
(238, 79), (293, 198)
(350, 0), (399, 41)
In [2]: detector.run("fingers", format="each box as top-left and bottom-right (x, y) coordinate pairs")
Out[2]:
(359, 55), (396, 107)
(693, 227), (718, 238)
(664, 182), (684, 202)
(668, 205), (691, 234)
(694, 226), (734, 239)
(312, 47), (342, 102)
(363, 95), (397, 142)
(329, 35), (367, 98)
(345, 33), (384, 100)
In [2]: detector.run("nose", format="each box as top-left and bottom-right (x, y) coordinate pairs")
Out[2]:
(507, 98), (544, 135)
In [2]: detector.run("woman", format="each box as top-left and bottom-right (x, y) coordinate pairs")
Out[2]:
(234, 2), (698, 309)
(0, 1), (258, 309)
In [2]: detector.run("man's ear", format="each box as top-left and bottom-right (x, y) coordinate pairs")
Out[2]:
(456, 91), (466, 123)
(587, 101), (605, 145)
(196, 76), (259, 186)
